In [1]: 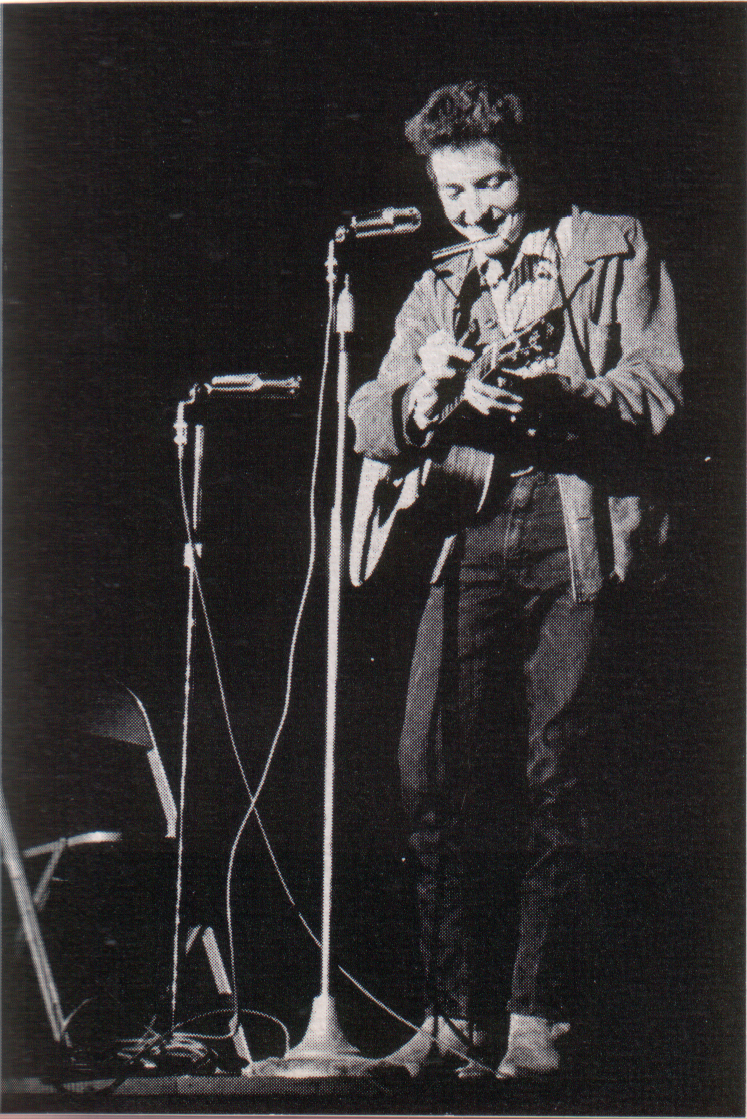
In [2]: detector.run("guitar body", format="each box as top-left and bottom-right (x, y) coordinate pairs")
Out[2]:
(349, 445), (494, 586)
(349, 458), (420, 587)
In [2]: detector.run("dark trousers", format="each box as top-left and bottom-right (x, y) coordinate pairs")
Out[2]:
(399, 472), (598, 1022)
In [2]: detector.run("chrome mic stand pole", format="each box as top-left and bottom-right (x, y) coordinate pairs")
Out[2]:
(171, 395), (203, 1030)
(265, 211), (420, 1079)
(281, 248), (367, 1073)
(323, 270), (353, 1003)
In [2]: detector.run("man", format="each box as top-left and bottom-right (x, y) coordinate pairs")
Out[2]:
(348, 81), (682, 1077)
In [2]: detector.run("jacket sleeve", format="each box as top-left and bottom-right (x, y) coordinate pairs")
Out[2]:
(348, 271), (443, 462)
(569, 219), (683, 436)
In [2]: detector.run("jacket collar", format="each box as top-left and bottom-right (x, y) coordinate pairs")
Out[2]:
(571, 205), (632, 262)
(560, 206), (633, 300)
(431, 248), (474, 305)
(432, 247), (473, 285)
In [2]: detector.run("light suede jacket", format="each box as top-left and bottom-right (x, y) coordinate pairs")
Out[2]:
(348, 209), (683, 602)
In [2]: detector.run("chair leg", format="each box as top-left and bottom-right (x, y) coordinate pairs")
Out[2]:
(1, 789), (71, 1048)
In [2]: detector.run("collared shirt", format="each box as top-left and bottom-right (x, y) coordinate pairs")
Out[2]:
(477, 215), (573, 336)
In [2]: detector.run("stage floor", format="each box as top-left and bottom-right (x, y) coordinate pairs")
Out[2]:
(2, 1065), (734, 1118)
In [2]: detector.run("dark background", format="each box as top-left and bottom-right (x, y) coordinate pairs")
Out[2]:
(2, 4), (745, 1115)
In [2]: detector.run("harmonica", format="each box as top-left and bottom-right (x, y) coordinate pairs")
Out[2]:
(432, 234), (506, 261)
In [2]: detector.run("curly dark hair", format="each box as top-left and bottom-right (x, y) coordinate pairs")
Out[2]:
(404, 80), (525, 163)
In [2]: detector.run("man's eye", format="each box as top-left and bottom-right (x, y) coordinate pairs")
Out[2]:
(485, 175), (510, 188)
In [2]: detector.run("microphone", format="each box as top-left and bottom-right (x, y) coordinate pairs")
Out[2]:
(337, 206), (421, 240)
(205, 373), (301, 397)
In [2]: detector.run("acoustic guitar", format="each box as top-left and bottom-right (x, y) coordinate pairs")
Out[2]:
(349, 307), (566, 586)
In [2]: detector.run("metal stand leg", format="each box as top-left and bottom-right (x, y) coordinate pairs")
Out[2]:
(0, 788), (72, 1048)
(185, 926), (252, 1069)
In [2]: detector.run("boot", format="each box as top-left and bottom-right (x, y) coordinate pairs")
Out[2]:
(383, 1015), (487, 1078)
(436, 1016), (490, 1078)
(382, 1015), (437, 1077)
(496, 1013), (570, 1078)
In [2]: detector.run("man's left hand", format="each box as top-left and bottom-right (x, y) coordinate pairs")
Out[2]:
(464, 355), (562, 417)
(515, 357), (568, 408)
(463, 378), (525, 417)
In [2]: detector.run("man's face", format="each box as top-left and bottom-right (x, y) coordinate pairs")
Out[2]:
(429, 140), (525, 256)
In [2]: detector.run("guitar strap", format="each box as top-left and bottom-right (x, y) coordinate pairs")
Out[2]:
(452, 265), (484, 346)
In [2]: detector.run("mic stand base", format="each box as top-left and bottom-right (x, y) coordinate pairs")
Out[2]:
(248, 995), (380, 1078)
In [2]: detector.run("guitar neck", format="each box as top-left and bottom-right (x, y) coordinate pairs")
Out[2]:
(436, 348), (494, 426)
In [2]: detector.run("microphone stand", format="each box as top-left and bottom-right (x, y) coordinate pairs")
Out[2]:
(263, 215), (419, 1079)
(171, 398), (203, 1032)
(271, 239), (376, 1076)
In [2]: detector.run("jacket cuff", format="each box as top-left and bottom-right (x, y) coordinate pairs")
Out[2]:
(402, 382), (435, 448)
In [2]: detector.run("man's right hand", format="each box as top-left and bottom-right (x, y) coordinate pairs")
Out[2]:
(410, 330), (475, 430)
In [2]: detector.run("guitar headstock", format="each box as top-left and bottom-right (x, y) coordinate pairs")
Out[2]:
(482, 306), (565, 382)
